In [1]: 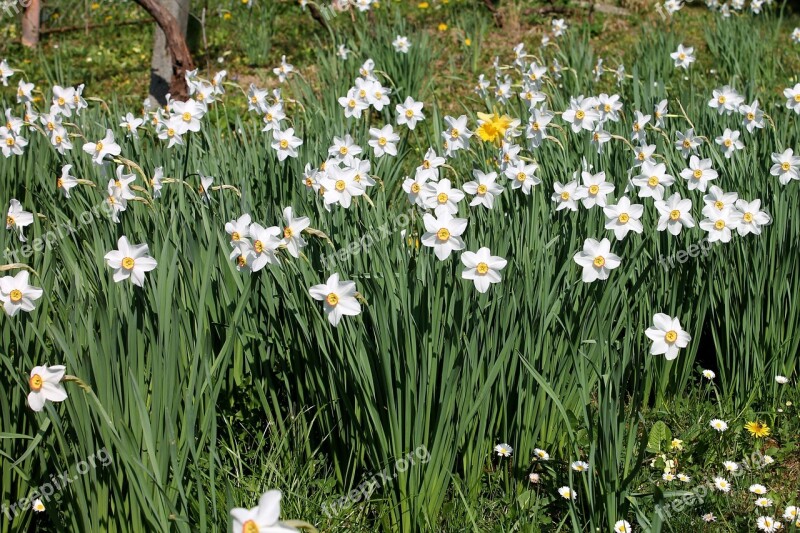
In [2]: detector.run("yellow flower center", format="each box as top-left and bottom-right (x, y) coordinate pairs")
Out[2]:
(335, 180), (346, 191)
(693, 169), (703, 179)
(648, 176), (658, 187)
(231, 231), (241, 241)
(637, 152), (645, 160)
(718, 95), (726, 104)
(516, 172), (526, 182)
(714, 219), (725, 230)
(575, 110), (585, 120)
(714, 200), (724, 210)
(436, 192), (448, 204)
(348, 99), (357, 108)
(379, 137), (387, 146)
(9, 289), (23, 303)
(29, 374), (43, 391)
(781, 162), (791, 171)
(422, 160), (431, 169)
(46, 121), (54, 131)
(57, 97), (65, 105)
(618, 213), (630, 223)
(450, 128), (459, 139)
(122, 257), (135, 270)
(588, 184), (599, 195)
(405, 109), (414, 118)
(678, 53), (686, 60)
(477, 184), (488, 194)
(326, 293), (339, 306)
(743, 212), (753, 223)
(683, 139), (691, 148)
(359, 89), (367, 98)
(182, 112), (191, 122)
(339, 146), (348, 155)
(242, 520), (259, 533)
(665, 330), (678, 343)
(633, 123), (640, 131)
(593, 256), (605, 267)
(55, 135), (63, 144)
(532, 122), (540, 131)
(746, 112), (755, 121)
(237, 255), (247, 267)
(436, 228), (450, 240)
(411, 183), (421, 193)
(254, 240), (264, 253)
(96, 141), (103, 151)
(280, 139), (289, 149)
(795, 94), (800, 102)
(250, 96), (258, 104)
(266, 113), (273, 121)
(6, 215), (14, 226)
(57, 178), (63, 188)
(604, 104), (611, 112)
(5, 137), (14, 146)
(723, 139), (732, 147)
(669, 209), (681, 221)
(476, 262), (489, 274)
(560, 191), (570, 201)
(167, 128), (175, 137)
(304, 178), (313, 187)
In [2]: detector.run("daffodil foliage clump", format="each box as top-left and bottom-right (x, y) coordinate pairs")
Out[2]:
(0, 1), (799, 532)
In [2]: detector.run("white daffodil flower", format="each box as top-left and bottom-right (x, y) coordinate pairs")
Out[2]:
(104, 235), (158, 287)
(309, 273), (361, 327)
(461, 247), (507, 293)
(26, 364), (67, 412)
(645, 313), (691, 360)
(0, 271), (43, 317)
(573, 238), (621, 283)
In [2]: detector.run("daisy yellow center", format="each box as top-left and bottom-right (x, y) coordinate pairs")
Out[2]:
(560, 191), (570, 200)
(477, 184), (488, 194)
(29, 374), (43, 391)
(9, 289), (23, 302)
(335, 180), (346, 191)
(593, 256), (605, 267)
(648, 176), (659, 186)
(122, 257), (135, 269)
(516, 172), (526, 182)
(379, 137), (387, 146)
(326, 293), (339, 306)
(669, 209), (681, 221)
(575, 110), (585, 120)
(411, 183), (421, 193)
(665, 330), (678, 343)
(618, 213), (630, 223)
(231, 231), (241, 241)
(588, 184), (599, 195)
(714, 219), (725, 230)
(280, 139), (289, 149)
(405, 109), (414, 118)
(284, 227), (293, 239)
(781, 162), (791, 171)
(437, 192), (448, 204)
(182, 112), (191, 122)
(476, 262), (489, 274)
(743, 212), (753, 222)
(436, 228), (450, 240)
(254, 240), (263, 253)
(714, 200), (724, 210)
(450, 128), (459, 139)
(693, 169), (703, 179)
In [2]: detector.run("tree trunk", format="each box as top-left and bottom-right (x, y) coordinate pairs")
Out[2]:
(134, 0), (193, 104)
(21, 0), (41, 48)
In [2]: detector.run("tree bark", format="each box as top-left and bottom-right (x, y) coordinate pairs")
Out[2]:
(21, 0), (41, 48)
(133, 0), (194, 104)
